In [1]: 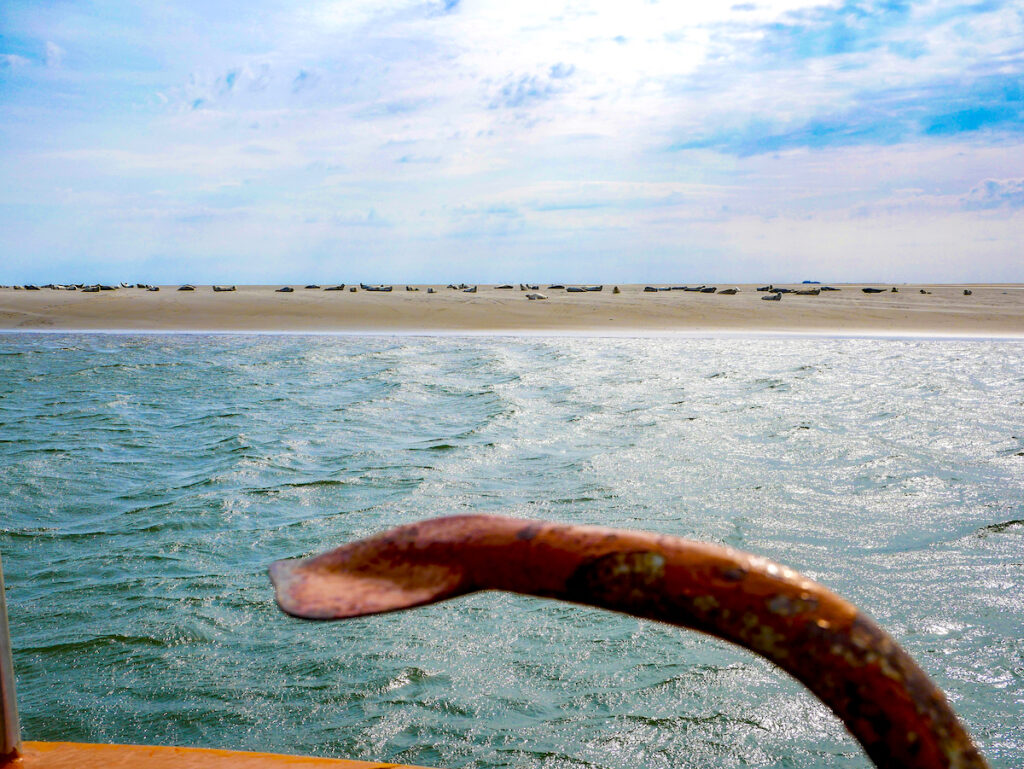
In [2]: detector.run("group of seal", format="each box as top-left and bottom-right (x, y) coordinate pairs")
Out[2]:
(5, 283), (981, 301)
(645, 285), (738, 293)
(759, 284), (840, 300)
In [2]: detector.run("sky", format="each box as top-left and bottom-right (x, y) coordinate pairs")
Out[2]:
(1, 0), (1022, 284)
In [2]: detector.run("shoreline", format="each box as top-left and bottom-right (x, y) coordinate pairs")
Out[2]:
(4, 327), (1024, 341)
(2, 283), (1022, 337)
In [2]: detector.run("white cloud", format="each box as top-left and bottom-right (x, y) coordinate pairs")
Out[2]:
(45, 41), (64, 68)
(962, 178), (1024, 210)
(0, 53), (32, 69)
(2, 0), (1023, 283)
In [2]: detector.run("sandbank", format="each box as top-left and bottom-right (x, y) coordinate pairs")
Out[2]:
(1, 284), (1022, 337)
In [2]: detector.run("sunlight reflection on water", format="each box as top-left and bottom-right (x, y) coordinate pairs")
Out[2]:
(1, 333), (1022, 768)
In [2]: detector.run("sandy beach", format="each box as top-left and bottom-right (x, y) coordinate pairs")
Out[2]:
(1, 283), (1022, 336)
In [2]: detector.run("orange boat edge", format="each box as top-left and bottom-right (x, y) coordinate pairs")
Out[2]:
(2, 741), (437, 769)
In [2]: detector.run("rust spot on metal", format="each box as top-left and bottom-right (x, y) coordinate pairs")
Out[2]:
(720, 566), (746, 582)
(515, 525), (541, 541)
(691, 594), (719, 612)
(565, 551), (666, 609)
(269, 514), (990, 769)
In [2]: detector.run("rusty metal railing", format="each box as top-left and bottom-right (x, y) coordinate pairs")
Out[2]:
(270, 514), (989, 769)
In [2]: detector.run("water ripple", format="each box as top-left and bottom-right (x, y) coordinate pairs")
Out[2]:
(0, 333), (1021, 768)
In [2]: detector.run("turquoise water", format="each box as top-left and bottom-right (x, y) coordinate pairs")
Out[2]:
(1, 333), (1022, 768)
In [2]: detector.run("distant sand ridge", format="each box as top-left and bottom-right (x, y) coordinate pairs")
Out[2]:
(1, 283), (1022, 336)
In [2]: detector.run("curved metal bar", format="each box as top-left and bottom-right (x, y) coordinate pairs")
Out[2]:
(269, 515), (988, 769)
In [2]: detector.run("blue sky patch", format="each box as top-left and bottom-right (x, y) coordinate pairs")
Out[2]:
(1, 0), (1022, 283)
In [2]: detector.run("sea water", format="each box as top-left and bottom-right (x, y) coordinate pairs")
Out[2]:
(1, 333), (1021, 768)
